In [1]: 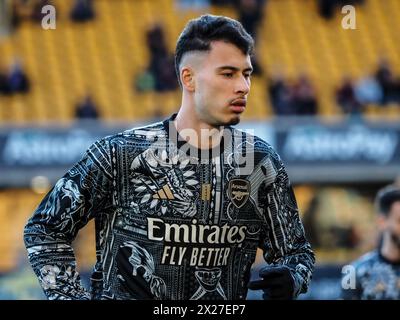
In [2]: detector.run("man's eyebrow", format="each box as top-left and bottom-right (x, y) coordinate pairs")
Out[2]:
(217, 66), (253, 73)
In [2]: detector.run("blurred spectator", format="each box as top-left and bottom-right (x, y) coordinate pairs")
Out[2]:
(336, 76), (363, 115)
(70, 0), (95, 23)
(268, 73), (294, 115)
(0, 64), (11, 95)
(31, 0), (52, 23)
(75, 95), (99, 119)
(249, 54), (263, 77)
(7, 0), (38, 30)
(150, 55), (178, 92)
(9, 0), (22, 30)
(291, 74), (318, 115)
(318, 0), (365, 20)
(146, 24), (168, 59)
(375, 59), (400, 104)
(317, 0), (336, 19)
(354, 76), (383, 105)
(236, 0), (266, 75)
(237, 0), (265, 40)
(8, 60), (30, 94)
(143, 24), (178, 93)
(268, 72), (318, 116)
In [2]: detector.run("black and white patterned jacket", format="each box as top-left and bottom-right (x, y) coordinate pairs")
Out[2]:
(24, 114), (315, 300)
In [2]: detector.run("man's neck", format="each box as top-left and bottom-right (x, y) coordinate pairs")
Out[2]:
(175, 108), (223, 150)
(380, 235), (400, 263)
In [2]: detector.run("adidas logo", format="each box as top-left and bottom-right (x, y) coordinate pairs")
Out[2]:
(153, 184), (175, 200)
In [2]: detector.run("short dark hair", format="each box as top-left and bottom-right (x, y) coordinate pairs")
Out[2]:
(375, 184), (400, 216)
(174, 14), (254, 86)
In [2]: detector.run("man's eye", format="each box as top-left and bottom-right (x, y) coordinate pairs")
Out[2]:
(223, 73), (233, 78)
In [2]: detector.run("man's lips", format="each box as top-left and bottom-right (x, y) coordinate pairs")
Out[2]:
(229, 99), (247, 113)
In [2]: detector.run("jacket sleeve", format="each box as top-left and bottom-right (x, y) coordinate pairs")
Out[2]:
(258, 149), (315, 298)
(23, 138), (113, 300)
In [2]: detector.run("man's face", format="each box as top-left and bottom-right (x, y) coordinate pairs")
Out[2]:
(383, 201), (400, 248)
(190, 41), (253, 127)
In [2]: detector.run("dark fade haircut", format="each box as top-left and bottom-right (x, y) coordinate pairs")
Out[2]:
(375, 184), (400, 216)
(174, 14), (254, 87)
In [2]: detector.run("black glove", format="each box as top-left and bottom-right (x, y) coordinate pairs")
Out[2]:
(248, 266), (294, 300)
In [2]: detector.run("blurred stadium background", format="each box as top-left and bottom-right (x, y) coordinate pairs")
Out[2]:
(0, 0), (399, 299)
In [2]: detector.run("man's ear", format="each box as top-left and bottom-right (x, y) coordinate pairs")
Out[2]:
(377, 214), (387, 232)
(181, 67), (195, 92)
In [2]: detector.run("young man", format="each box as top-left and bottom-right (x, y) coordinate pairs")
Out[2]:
(342, 184), (400, 300)
(24, 14), (315, 300)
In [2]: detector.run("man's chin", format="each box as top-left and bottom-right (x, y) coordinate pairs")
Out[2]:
(224, 114), (241, 126)
(228, 117), (240, 126)
(211, 114), (241, 127)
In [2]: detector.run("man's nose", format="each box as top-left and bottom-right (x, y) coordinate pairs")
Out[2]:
(235, 76), (250, 95)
